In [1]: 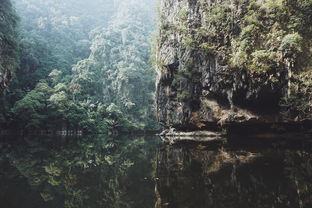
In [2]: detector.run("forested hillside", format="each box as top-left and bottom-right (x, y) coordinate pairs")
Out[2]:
(0, 0), (19, 85)
(0, 0), (158, 134)
(0, 0), (19, 94)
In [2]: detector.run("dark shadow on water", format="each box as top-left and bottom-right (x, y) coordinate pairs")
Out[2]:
(1, 134), (312, 208)
(155, 134), (312, 208)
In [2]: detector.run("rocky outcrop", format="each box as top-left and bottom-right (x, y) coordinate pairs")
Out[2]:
(155, 0), (312, 134)
(159, 129), (225, 144)
(0, 70), (12, 89)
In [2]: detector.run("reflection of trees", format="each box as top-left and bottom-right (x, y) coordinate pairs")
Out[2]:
(0, 135), (158, 208)
(4, 136), (312, 208)
(155, 145), (312, 208)
(284, 150), (312, 207)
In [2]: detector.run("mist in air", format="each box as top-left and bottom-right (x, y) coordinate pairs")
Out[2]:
(1, 0), (159, 133)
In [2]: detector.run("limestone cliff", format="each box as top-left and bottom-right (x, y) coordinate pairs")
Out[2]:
(155, 0), (312, 133)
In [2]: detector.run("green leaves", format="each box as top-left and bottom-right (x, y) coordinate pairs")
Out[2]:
(1, 0), (159, 133)
(0, 0), (19, 70)
(65, 1), (158, 132)
(12, 81), (53, 129)
(44, 164), (62, 177)
(279, 33), (303, 58)
(280, 71), (312, 119)
(190, 0), (312, 73)
(250, 50), (278, 71)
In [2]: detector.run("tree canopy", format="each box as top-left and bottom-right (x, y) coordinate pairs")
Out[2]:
(0, 0), (159, 133)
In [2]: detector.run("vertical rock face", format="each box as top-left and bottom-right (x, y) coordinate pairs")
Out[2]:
(155, 0), (312, 132)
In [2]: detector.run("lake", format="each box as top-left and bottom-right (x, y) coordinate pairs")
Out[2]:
(1, 134), (312, 208)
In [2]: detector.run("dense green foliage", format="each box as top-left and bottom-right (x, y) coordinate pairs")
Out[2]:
(202, 0), (312, 117)
(157, 0), (312, 118)
(0, 0), (19, 79)
(0, 0), (19, 123)
(15, 0), (117, 87)
(281, 71), (312, 119)
(169, 0), (312, 73)
(0, 0), (159, 133)
(69, 1), (157, 132)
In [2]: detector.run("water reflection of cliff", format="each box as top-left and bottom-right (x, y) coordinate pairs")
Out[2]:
(155, 142), (312, 208)
(2, 135), (312, 208)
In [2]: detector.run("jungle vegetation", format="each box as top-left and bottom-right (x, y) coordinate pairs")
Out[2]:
(0, 0), (159, 134)
(157, 0), (312, 118)
(1, 0), (312, 133)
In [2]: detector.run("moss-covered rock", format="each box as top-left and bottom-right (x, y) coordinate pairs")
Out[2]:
(155, 0), (312, 133)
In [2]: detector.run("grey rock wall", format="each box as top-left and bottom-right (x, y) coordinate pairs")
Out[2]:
(155, 0), (310, 133)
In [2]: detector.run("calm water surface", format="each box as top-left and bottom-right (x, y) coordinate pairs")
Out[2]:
(1, 134), (312, 208)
